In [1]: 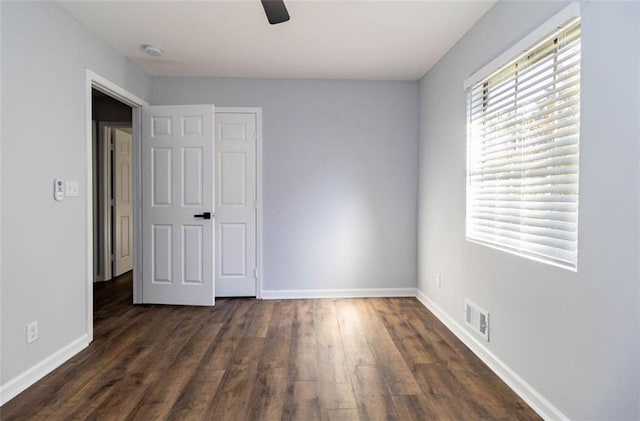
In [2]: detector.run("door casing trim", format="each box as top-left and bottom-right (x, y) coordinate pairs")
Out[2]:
(85, 70), (147, 342)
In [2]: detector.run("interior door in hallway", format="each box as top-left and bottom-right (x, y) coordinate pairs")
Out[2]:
(113, 128), (133, 276)
(141, 105), (215, 305)
(215, 112), (257, 297)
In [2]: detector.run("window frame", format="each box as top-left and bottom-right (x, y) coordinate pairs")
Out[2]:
(464, 3), (582, 271)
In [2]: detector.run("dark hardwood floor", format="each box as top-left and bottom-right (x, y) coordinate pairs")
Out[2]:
(1, 274), (540, 420)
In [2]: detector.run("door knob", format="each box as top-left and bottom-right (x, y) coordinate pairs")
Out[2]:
(194, 212), (212, 220)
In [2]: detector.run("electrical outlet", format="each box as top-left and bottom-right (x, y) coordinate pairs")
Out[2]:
(26, 321), (39, 344)
(436, 273), (442, 288)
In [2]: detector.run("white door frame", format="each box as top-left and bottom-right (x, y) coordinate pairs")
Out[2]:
(85, 70), (147, 342)
(216, 107), (264, 298)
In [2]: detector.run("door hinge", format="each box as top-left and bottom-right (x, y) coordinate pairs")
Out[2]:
(111, 254), (115, 262)
(254, 268), (259, 279)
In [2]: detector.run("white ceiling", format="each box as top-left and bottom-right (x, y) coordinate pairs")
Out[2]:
(58, 0), (495, 81)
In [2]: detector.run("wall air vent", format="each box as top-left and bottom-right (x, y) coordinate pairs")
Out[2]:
(465, 299), (489, 341)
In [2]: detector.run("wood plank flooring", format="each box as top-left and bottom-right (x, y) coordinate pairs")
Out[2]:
(1, 274), (541, 420)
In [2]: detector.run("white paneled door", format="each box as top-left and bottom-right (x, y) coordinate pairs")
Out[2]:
(215, 112), (257, 297)
(113, 128), (133, 276)
(141, 105), (215, 305)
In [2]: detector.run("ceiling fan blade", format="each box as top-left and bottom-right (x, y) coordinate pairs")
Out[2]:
(260, 0), (290, 25)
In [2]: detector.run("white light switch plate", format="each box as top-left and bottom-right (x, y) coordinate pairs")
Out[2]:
(66, 180), (80, 197)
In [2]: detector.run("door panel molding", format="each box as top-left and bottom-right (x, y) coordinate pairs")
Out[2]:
(215, 108), (263, 298)
(141, 104), (215, 306)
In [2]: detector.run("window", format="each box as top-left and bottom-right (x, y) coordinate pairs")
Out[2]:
(465, 8), (581, 270)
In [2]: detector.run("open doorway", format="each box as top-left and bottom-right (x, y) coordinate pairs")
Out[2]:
(84, 73), (263, 338)
(92, 89), (133, 288)
(85, 70), (148, 342)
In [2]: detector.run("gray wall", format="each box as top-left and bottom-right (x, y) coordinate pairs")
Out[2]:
(151, 78), (418, 293)
(1, 2), (150, 385)
(417, 1), (639, 419)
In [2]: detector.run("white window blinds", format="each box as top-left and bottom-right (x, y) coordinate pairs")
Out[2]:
(466, 19), (581, 270)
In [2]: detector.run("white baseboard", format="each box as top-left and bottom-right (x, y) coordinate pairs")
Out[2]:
(0, 334), (89, 406)
(261, 287), (416, 300)
(415, 289), (568, 421)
